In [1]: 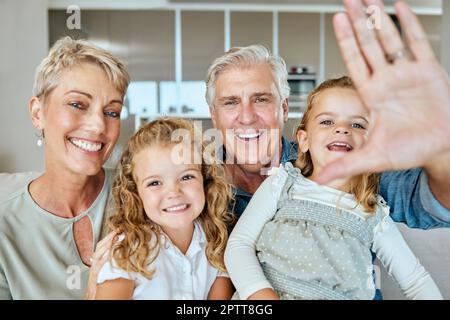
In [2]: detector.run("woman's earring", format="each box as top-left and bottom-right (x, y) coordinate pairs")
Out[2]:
(36, 130), (44, 147)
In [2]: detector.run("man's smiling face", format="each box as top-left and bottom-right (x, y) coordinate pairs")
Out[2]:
(210, 63), (288, 173)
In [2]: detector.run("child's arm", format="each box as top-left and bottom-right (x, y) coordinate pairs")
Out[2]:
(248, 288), (279, 300)
(225, 172), (284, 300)
(373, 214), (443, 299)
(207, 276), (234, 300)
(95, 278), (134, 300)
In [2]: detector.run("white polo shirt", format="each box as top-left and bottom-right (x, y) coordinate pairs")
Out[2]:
(97, 220), (227, 299)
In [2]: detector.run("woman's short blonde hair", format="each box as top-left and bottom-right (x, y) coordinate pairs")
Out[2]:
(33, 37), (130, 101)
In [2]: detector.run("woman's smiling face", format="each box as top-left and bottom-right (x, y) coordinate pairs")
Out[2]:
(34, 62), (123, 176)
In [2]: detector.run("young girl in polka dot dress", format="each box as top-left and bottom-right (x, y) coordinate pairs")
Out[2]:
(225, 76), (443, 300)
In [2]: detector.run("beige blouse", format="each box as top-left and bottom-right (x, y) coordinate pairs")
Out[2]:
(0, 168), (115, 300)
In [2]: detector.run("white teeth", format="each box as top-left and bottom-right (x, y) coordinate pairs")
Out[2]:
(330, 142), (351, 148)
(164, 204), (188, 212)
(69, 138), (102, 152)
(237, 132), (261, 139)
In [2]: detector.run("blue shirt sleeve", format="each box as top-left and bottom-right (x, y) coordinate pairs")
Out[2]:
(379, 169), (450, 229)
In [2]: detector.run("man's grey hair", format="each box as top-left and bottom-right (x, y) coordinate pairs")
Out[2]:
(205, 45), (290, 107)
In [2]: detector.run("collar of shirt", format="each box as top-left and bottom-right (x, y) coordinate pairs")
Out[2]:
(227, 137), (298, 217)
(160, 219), (206, 258)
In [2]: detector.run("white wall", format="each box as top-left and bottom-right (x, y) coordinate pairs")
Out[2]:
(0, 0), (48, 172)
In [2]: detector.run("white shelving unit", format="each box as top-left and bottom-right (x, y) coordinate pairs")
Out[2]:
(125, 5), (321, 130)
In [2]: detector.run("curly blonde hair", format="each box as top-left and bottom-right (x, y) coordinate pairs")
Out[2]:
(295, 76), (379, 213)
(109, 118), (235, 278)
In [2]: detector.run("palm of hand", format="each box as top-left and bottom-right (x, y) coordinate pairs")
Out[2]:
(356, 59), (450, 172)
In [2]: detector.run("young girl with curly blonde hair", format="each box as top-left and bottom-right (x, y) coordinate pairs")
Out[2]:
(95, 118), (235, 299)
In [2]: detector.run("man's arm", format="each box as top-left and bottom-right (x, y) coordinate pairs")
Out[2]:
(424, 152), (450, 211)
(379, 169), (450, 229)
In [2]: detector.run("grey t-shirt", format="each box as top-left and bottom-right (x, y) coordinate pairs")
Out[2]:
(0, 168), (116, 300)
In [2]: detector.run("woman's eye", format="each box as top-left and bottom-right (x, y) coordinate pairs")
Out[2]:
(147, 181), (161, 187)
(105, 110), (121, 118)
(320, 120), (333, 125)
(182, 174), (195, 181)
(69, 102), (84, 110)
(352, 123), (366, 129)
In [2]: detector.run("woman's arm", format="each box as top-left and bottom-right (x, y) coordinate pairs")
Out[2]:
(224, 172), (285, 300)
(95, 278), (134, 300)
(207, 276), (234, 300)
(373, 214), (443, 299)
(0, 266), (11, 300)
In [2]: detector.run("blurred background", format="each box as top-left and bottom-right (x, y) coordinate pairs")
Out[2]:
(1, 0), (448, 172)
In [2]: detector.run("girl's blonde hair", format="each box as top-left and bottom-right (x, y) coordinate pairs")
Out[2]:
(109, 117), (235, 278)
(295, 76), (379, 213)
(33, 37), (130, 102)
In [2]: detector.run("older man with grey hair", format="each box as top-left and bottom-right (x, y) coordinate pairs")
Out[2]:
(205, 44), (449, 230)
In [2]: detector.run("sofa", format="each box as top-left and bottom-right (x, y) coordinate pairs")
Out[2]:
(0, 172), (448, 299)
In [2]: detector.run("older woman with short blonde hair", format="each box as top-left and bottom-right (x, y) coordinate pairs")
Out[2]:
(0, 37), (130, 299)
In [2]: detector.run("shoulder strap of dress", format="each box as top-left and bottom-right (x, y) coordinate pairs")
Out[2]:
(271, 163), (297, 206)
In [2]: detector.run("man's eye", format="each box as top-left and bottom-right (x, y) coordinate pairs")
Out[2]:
(352, 123), (366, 129)
(255, 97), (269, 103)
(320, 120), (333, 125)
(224, 100), (238, 106)
(147, 181), (161, 187)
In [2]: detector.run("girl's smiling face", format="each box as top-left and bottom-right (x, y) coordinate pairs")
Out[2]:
(133, 143), (205, 237)
(297, 88), (369, 178)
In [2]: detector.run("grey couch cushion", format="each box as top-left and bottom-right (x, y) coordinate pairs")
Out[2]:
(378, 223), (450, 299)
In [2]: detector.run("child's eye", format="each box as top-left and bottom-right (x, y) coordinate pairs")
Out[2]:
(181, 174), (195, 181)
(146, 180), (161, 187)
(352, 123), (366, 129)
(320, 120), (333, 126)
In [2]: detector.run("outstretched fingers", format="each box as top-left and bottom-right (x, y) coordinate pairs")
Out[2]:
(333, 12), (370, 85)
(363, 0), (406, 61)
(342, 0), (388, 71)
(395, 1), (436, 62)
